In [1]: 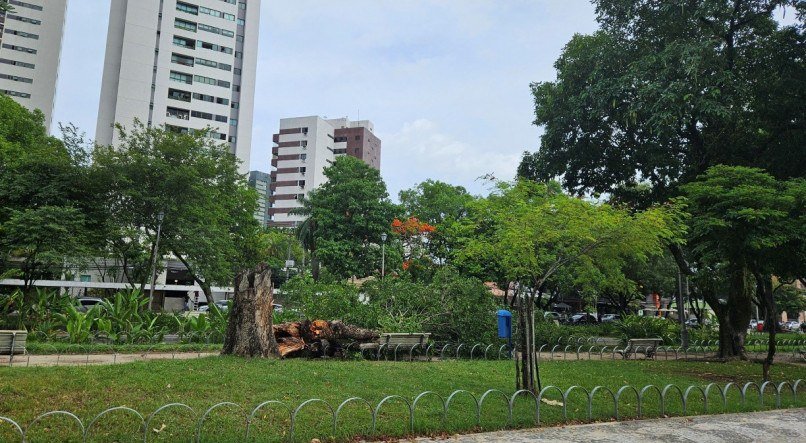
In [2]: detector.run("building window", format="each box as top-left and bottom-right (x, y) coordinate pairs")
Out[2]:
(173, 35), (196, 48)
(0, 58), (34, 69)
(215, 115), (228, 123)
(230, 101), (239, 109)
(169, 71), (193, 84)
(198, 22), (235, 37)
(168, 89), (191, 102)
(174, 18), (197, 32)
(1, 89), (31, 98)
(9, 1), (44, 11)
(191, 110), (213, 120)
(7, 15), (41, 25)
(166, 107), (190, 120)
(230, 118), (238, 126)
(0, 73), (33, 83)
(176, 2), (198, 15)
(79, 275), (92, 283)
(4, 29), (38, 39)
(1, 43), (36, 54)
(196, 40), (233, 54)
(171, 52), (195, 66)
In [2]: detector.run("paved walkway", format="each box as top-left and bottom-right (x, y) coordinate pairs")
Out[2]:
(5, 352), (219, 367)
(416, 409), (806, 442)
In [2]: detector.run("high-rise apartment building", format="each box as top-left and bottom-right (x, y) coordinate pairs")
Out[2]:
(96, 0), (260, 173)
(0, 0), (68, 130)
(248, 170), (270, 228)
(270, 116), (381, 227)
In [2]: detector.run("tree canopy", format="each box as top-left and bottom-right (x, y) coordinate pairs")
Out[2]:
(296, 156), (397, 279)
(519, 0), (805, 205)
(92, 122), (261, 300)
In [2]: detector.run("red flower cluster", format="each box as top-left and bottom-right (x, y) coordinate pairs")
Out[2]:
(391, 217), (436, 237)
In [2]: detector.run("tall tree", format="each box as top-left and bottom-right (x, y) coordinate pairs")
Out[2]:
(0, 96), (91, 291)
(93, 122), (261, 305)
(458, 180), (675, 392)
(519, 0), (805, 357)
(521, 0), (804, 203)
(295, 156), (397, 280)
(682, 166), (804, 365)
(399, 180), (475, 265)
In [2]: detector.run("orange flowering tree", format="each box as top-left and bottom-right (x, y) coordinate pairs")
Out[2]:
(391, 217), (436, 277)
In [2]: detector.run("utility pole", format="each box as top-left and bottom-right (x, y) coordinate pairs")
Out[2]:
(380, 233), (387, 278)
(677, 269), (689, 348)
(148, 211), (165, 311)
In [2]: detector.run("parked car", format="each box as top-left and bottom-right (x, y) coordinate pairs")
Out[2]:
(601, 314), (620, 323)
(543, 311), (561, 321)
(783, 321), (801, 332)
(198, 300), (229, 313)
(568, 313), (598, 324)
(76, 297), (104, 312)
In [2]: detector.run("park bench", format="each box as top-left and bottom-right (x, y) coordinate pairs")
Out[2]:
(591, 337), (622, 347)
(618, 338), (663, 359)
(0, 330), (28, 362)
(360, 333), (431, 359)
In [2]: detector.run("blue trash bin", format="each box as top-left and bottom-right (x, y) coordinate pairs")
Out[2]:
(497, 309), (512, 339)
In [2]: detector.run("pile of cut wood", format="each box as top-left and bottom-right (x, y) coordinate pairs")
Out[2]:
(273, 320), (378, 358)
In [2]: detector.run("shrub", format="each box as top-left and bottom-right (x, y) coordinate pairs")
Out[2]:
(613, 315), (680, 344)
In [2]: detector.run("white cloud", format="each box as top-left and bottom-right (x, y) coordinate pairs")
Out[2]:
(381, 119), (521, 198)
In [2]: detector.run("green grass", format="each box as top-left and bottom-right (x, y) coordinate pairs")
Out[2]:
(0, 358), (804, 442)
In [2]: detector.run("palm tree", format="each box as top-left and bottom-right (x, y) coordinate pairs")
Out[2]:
(292, 197), (319, 280)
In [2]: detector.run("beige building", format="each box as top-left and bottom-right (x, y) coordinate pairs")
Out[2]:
(270, 116), (381, 227)
(96, 0), (260, 173)
(0, 0), (68, 130)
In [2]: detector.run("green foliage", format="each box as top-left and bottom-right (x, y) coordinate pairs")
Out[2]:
(92, 122), (261, 296)
(613, 315), (680, 345)
(296, 156), (397, 279)
(0, 288), (72, 332)
(457, 180), (676, 306)
(280, 268), (500, 343)
(0, 96), (92, 288)
(521, 1), (804, 204)
(280, 276), (372, 326)
(776, 285), (806, 319)
(55, 305), (98, 344)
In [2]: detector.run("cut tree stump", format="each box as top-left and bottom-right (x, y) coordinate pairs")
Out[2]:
(222, 264), (279, 358)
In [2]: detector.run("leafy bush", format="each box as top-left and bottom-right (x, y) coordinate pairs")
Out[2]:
(280, 268), (501, 343)
(613, 315), (680, 344)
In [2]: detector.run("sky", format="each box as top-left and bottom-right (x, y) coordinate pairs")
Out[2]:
(51, 0), (602, 198)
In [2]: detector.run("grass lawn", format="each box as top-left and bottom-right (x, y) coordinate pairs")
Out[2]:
(1, 358), (804, 442)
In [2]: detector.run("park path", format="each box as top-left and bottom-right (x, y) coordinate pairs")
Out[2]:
(5, 351), (219, 367)
(414, 408), (806, 442)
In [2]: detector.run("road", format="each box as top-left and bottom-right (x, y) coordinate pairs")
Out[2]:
(416, 409), (806, 442)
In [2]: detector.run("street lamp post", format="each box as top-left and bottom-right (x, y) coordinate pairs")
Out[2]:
(148, 211), (165, 311)
(380, 233), (387, 278)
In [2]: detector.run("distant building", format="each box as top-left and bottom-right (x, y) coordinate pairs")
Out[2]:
(0, 0), (68, 130)
(248, 170), (270, 228)
(269, 116), (381, 227)
(95, 0), (261, 174)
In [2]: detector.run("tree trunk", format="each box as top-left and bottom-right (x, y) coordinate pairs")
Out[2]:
(222, 264), (279, 358)
(756, 273), (776, 381)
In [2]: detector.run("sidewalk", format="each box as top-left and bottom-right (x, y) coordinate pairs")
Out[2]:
(416, 409), (806, 442)
(6, 351), (218, 367)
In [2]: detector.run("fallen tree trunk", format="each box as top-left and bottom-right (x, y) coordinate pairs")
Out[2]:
(273, 319), (378, 357)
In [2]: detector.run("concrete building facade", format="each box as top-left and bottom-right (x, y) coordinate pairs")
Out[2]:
(270, 116), (381, 227)
(0, 0), (68, 130)
(248, 170), (270, 228)
(96, 0), (260, 173)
